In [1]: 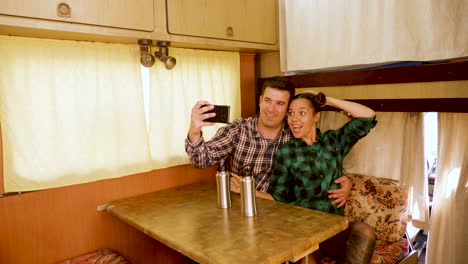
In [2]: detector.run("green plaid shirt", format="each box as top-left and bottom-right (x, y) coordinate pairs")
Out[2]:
(268, 116), (377, 215)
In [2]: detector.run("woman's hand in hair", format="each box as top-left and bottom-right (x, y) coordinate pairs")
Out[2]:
(302, 90), (319, 96)
(325, 97), (375, 118)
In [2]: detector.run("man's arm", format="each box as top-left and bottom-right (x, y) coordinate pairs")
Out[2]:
(230, 173), (274, 200)
(185, 101), (236, 169)
(231, 173), (351, 205)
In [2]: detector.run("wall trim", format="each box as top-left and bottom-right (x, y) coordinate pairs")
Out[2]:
(322, 98), (468, 113)
(257, 60), (468, 112)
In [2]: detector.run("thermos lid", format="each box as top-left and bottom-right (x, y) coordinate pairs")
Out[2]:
(218, 159), (226, 172)
(240, 164), (253, 177)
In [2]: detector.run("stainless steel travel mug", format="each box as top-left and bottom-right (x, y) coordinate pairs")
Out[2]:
(216, 161), (231, 208)
(240, 175), (257, 217)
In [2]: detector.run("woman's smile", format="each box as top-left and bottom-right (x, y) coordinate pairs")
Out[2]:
(287, 98), (320, 145)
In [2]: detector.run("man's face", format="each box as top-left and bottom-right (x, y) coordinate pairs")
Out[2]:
(258, 87), (290, 129)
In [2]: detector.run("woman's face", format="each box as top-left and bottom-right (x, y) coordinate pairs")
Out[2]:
(287, 98), (321, 145)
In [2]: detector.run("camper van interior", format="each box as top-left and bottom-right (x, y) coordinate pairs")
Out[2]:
(0, 1), (466, 264)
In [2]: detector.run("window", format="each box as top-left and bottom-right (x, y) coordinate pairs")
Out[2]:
(424, 112), (437, 208)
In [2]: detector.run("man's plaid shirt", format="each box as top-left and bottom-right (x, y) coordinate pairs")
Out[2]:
(185, 116), (292, 192)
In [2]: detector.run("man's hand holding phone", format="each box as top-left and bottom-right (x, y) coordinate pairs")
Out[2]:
(202, 104), (230, 124)
(188, 101), (230, 143)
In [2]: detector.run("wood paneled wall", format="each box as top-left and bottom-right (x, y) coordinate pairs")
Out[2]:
(258, 60), (468, 112)
(0, 166), (215, 263)
(0, 53), (256, 264)
(240, 54), (257, 118)
(0, 122), (3, 194)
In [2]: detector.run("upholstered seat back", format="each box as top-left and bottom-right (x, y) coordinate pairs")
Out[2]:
(344, 174), (408, 242)
(58, 248), (131, 264)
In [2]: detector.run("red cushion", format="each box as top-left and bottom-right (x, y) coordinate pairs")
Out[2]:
(58, 248), (131, 264)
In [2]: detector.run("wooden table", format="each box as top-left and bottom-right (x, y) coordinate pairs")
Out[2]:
(107, 183), (348, 264)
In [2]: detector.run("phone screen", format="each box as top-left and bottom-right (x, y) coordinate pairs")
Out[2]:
(204, 105), (230, 123)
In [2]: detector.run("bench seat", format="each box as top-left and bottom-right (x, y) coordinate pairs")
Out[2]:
(58, 248), (131, 264)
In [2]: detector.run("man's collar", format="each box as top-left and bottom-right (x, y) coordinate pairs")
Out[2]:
(252, 116), (262, 138)
(253, 116), (289, 139)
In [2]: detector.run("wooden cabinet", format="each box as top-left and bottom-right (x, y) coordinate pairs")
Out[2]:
(0, 0), (278, 52)
(167, 0), (277, 45)
(0, 0), (154, 31)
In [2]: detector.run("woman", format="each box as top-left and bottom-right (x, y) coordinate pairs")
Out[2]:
(268, 92), (376, 214)
(265, 92), (377, 263)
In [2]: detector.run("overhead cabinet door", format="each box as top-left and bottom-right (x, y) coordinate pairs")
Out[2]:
(167, 0), (276, 44)
(0, 0), (154, 31)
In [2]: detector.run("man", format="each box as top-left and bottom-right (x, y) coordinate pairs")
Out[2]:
(185, 76), (351, 206)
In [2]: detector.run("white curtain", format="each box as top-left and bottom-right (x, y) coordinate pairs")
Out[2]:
(148, 48), (240, 169)
(280, 0), (468, 72)
(426, 113), (468, 264)
(318, 111), (429, 226)
(0, 36), (152, 192)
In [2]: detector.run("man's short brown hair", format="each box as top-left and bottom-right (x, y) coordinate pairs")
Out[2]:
(262, 76), (296, 102)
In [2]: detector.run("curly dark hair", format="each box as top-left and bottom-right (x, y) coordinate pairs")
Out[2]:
(290, 92), (327, 113)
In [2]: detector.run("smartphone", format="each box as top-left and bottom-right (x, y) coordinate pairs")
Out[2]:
(203, 104), (230, 123)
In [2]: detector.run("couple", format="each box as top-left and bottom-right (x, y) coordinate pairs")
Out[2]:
(185, 76), (377, 263)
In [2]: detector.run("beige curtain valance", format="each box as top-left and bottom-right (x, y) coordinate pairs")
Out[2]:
(280, 0), (468, 72)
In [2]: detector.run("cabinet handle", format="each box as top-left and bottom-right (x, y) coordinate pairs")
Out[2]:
(226, 26), (234, 38)
(57, 3), (71, 18)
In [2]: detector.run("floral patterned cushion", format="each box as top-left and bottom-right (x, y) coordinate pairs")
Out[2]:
(58, 248), (131, 264)
(371, 238), (409, 264)
(320, 238), (409, 264)
(344, 174), (408, 242)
